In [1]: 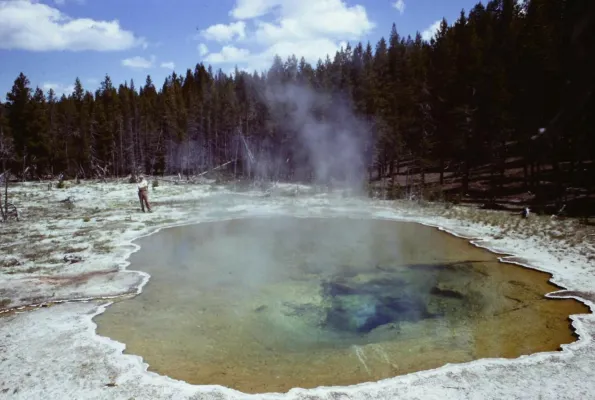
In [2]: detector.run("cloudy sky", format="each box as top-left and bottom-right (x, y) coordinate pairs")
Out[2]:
(0, 0), (480, 96)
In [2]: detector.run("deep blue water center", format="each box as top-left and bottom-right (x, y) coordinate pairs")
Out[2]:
(322, 276), (437, 333)
(95, 216), (587, 393)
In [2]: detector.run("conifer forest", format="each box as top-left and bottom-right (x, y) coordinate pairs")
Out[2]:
(0, 0), (593, 216)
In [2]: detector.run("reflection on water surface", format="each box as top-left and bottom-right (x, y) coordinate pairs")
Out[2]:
(95, 217), (588, 393)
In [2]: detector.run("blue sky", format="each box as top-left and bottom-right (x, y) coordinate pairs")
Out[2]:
(0, 0), (481, 97)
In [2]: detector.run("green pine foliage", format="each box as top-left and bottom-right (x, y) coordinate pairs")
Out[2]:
(1, 0), (593, 212)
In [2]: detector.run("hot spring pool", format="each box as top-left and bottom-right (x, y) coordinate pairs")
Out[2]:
(94, 217), (588, 393)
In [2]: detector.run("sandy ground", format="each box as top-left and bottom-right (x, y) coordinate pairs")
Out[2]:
(1, 178), (594, 400)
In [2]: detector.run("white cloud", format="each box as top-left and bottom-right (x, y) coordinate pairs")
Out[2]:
(122, 55), (156, 69)
(42, 82), (75, 96)
(229, 0), (280, 19)
(229, 0), (278, 19)
(200, 0), (374, 71)
(205, 46), (251, 64)
(260, 38), (346, 69)
(421, 20), (441, 41)
(160, 61), (175, 70)
(0, 0), (145, 51)
(205, 39), (349, 73)
(392, 0), (405, 15)
(198, 43), (209, 56)
(252, 1), (373, 44)
(199, 21), (246, 42)
(53, 0), (86, 5)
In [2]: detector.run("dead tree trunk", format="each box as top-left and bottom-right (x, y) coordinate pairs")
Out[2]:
(21, 148), (26, 182)
(2, 173), (7, 221)
(234, 135), (240, 178)
(1, 170), (6, 221)
(0, 124), (12, 220)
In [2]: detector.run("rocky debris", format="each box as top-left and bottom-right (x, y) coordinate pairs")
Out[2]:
(63, 254), (83, 264)
(1, 257), (22, 268)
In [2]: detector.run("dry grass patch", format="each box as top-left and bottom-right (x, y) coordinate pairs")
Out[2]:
(0, 227), (21, 236)
(142, 217), (180, 228)
(62, 245), (89, 253)
(93, 241), (115, 254)
(73, 227), (95, 237)
(0, 257), (22, 268)
(0, 244), (20, 255)
(426, 202), (595, 252)
(34, 268), (121, 290)
(4, 266), (43, 275)
(26, 232), (48, 241)
(22, 247), (55, 262)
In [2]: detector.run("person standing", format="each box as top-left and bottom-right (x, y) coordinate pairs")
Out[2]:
(521, 206), (530, 219)
(137, 175), (152, 213)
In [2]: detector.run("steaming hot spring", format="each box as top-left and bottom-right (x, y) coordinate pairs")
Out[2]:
(94, 216), (587, 394)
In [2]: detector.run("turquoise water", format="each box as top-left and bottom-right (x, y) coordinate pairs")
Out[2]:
(95, 217), (587, 393)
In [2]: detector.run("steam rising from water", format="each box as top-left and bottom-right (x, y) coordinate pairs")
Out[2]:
(95, 217), (588, 393)
(165, 80), (372, 189)
(263, 83), (370, 188)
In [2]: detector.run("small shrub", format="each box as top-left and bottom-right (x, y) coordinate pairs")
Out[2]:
(0, 298), (11, 308)
(1, 256), (21, 268)
(417, 199), (430, 208)
(56, 180), (69, 189)
(93, 241), (114, 254)
(152, 179), (159, 188)
(23, 246), (54, 262)
(61, 201), (75, 210)
(63, 245), (88, 253)
(422, 185), (444, 202)
(388, 185), (403, 200)
(445, 193), (462, 205)
(73, 227), (94, 237)
(83, 216), (91, 222)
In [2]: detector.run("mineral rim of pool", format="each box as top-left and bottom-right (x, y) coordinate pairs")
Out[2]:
(94, 217), (589, 393)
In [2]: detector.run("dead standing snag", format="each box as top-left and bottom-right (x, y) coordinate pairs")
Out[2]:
(0, 128), (16, 222)
(0, 171), (18, 222)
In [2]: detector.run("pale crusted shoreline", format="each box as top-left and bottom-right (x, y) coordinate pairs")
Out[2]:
(1, 180), (594, 399)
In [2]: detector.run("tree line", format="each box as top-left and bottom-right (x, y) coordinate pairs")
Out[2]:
(0, 0), (593, 212)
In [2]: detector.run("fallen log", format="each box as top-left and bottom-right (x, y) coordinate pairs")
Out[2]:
(198, 159), (236, 177)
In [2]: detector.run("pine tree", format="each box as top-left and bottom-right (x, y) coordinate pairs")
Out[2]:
(27, 87), (51, 176)
(372, 37), (391, 182)
(0, 1), (591, 212)
(5, 73), (32, 178)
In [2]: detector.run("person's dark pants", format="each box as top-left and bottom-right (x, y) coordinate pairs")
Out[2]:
(138, 189), (152, 212)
